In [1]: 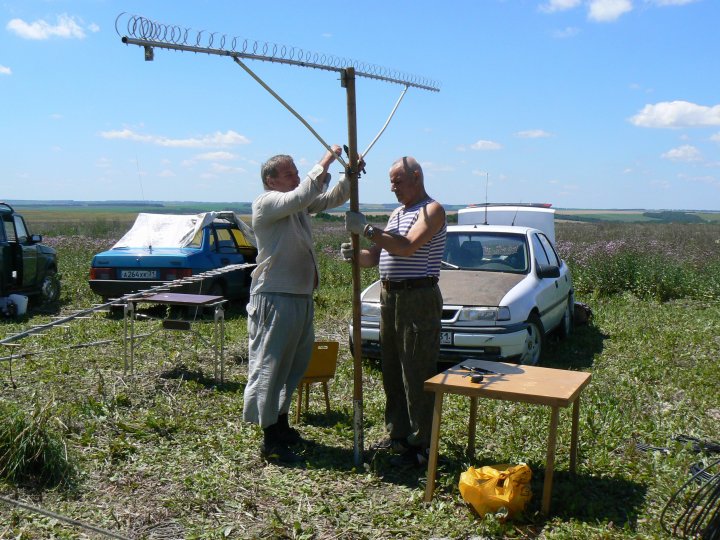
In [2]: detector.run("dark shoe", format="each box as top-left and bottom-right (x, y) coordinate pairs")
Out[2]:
(260, 441), (303, 464)
(370, 437), (410, 454)
(275, 414), (304, 445)
(389, 446), (430, 468)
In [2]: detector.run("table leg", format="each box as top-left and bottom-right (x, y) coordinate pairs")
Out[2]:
(127, 301), (136, 376)
(467, 396), (478, 458)
(542, 406), (560, 514)
(296, 384), (304, 423)
(322, 382), (330, 413)
(424, 391), (444, 502)
(570, 396), (580, 473)
(123, 303), (129, 375)
(219, 307), (225, 384)
(212, 306), (219, 383)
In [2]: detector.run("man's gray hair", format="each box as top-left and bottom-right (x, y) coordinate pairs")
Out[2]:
(261, 154), (293, 189)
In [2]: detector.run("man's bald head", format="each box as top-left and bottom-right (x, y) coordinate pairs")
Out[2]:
(390, 156), (424, 185)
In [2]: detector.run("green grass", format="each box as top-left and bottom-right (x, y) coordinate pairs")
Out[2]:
(1, 220), (719, 538)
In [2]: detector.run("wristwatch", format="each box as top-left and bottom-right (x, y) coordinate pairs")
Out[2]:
(363, 224), (376, 239)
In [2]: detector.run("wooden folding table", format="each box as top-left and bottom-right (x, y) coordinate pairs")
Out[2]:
(423, 360), (591, 514)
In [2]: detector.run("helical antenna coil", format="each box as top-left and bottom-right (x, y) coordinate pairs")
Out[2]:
(116, 12), (440, 91)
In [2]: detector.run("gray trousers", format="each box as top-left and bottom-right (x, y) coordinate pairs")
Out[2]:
(380, 284), (442, 449)
(243, 292), (314, 428)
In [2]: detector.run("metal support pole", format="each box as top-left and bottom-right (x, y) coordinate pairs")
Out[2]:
(342, 67), (364, 466)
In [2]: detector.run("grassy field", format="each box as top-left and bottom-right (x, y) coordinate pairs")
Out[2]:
(1, 216), (719, 539)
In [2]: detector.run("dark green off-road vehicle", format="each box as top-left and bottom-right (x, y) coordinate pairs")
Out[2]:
(1, 202), (60, 312)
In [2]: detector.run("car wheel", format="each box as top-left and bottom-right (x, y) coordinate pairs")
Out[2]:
(558, 296), (573, 339)
(520, 313), (544, 366)
(39, 269), (61, 304)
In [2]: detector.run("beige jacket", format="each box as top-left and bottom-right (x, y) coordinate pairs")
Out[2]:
(250, 164), (350, 295)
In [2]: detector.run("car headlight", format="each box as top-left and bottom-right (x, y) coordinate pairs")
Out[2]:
(361, 302), (381, 318)
(458, 306), (511, 322)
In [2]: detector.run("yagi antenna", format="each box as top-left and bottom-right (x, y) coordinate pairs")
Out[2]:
(115, 13), (440, 92)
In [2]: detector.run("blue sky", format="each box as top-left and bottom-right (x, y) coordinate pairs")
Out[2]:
(2, 0), (719, 210)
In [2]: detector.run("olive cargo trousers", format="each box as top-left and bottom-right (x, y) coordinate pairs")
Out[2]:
(380, 283), (442, 449)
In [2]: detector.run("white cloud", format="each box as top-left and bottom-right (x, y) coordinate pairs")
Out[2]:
(679, 173), (720, 187)
(99, 129), (251, 148)
(661, 144), (702, 162)
(210, 163), (245, 174)
(158, 170), (176, 178)
(195, 151), (237, 161)
(6, 14), (89, 40)
(629, 101), (720, 128)
(553, 26), (581, 38)
(588, 0), (633, 22)
(650, 179), (671, 189)
(649, 0), (700, 5)
(470, 140), (502, 151)
(0, 65), (11, 75)
(539, 0), (582, 13)
(516, 129), (552, 138)
(710, 132), (720, 143)
(420, 162), (455, 173)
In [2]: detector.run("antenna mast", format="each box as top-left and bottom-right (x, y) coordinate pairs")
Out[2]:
(116, 13), (440, 467)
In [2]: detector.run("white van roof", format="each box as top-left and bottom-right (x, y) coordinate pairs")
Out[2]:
(457, 204), (556, 243)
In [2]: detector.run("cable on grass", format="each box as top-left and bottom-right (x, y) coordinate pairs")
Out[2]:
(0, 494), (130, 539)
(661, 457), (720, 539)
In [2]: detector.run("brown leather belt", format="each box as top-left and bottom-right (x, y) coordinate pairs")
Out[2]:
(381, 276), (438, 291)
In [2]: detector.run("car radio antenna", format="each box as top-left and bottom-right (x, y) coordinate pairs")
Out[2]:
(484, 173), (489, 225)
(116, 12), (440, 468)
(511, 201), (522, 226)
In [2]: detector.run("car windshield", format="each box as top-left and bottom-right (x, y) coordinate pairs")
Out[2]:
(442, 232), (528, 273)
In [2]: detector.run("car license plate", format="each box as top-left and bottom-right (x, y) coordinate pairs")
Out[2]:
(120, 269), (158, 280)
(440, 332), (452, 345)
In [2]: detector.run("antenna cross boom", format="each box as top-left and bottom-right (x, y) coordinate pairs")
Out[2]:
(116, 13), (440, 92)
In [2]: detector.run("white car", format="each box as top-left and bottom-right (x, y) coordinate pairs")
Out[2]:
(353, 204), (573, 365)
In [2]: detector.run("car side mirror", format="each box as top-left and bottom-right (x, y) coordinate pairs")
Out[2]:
(537, 263), (560, 278)
(31, 234), (43, 243)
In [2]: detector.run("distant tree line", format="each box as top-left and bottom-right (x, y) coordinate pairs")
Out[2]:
(556, 211), (706, 224)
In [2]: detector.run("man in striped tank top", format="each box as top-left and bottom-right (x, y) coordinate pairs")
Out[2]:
(344, 156), (447, 467)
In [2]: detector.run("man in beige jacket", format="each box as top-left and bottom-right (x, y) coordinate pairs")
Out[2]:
(243, 145), (348, 464)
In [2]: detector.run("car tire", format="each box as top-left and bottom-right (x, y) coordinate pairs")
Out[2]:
(39, 269), (61, 304)
(520, 313), (544, 366)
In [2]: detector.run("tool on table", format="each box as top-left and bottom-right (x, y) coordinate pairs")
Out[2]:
(460, 364), (497, 375)
(459, 364), (496, 384)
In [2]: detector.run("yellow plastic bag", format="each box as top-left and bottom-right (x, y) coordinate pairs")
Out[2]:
(458, 463), (532, 518)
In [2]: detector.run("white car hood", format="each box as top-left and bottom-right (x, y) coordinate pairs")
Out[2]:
(362, 270), (525, 306)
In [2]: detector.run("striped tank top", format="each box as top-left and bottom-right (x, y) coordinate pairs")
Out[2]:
(379, 197), (447, 280)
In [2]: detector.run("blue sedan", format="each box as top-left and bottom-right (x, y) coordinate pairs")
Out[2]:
(89, 211), (257, 302)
